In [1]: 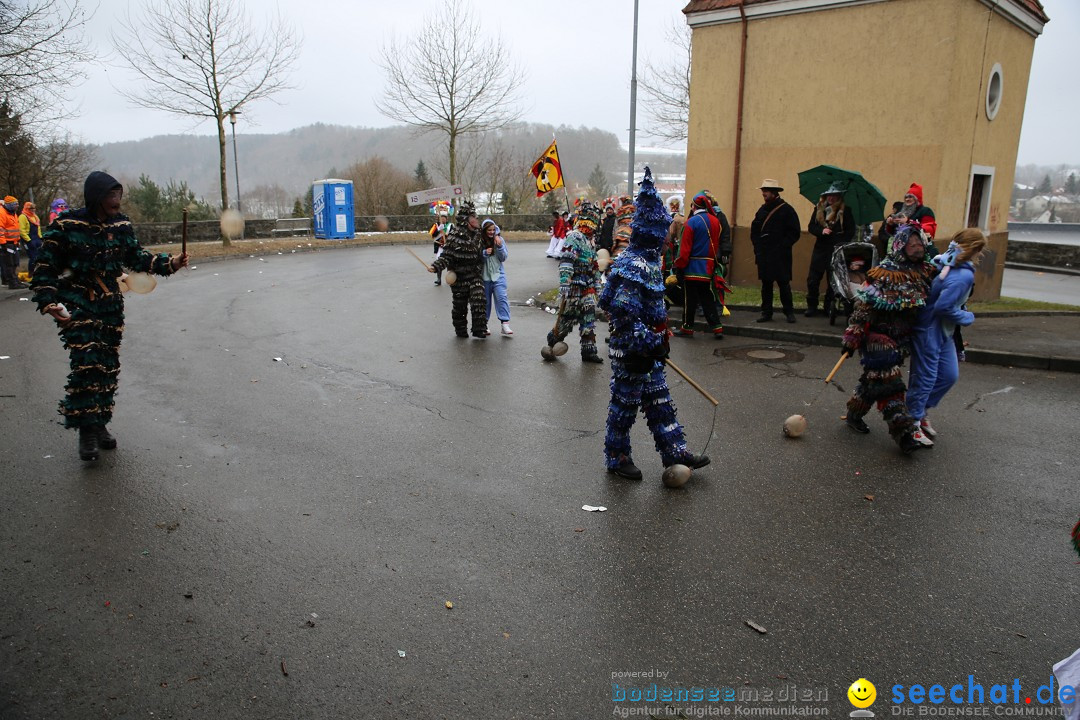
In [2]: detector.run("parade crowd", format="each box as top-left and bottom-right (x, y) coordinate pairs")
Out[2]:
(19, 167), (983, 467)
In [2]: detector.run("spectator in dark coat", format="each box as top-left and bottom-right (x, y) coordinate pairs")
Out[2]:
(805, 183), (856, 316)
(750, 179), (801, 323)
(596, 203), (616, 253)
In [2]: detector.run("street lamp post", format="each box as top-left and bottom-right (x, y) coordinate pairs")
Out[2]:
(626, 0), (639, 195)
(228, 109), (242, 214)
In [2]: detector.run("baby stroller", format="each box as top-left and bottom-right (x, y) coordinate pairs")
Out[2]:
(827, 241), (878, 325)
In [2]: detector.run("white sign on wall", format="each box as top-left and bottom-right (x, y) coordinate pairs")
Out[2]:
(406, 185), (464, 207)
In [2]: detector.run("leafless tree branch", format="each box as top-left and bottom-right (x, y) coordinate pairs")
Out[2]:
(0, 0), (94, 127)
(639, 20), (691, 144)
(111, 0), (301, 222)
(376, 0), (524, 184)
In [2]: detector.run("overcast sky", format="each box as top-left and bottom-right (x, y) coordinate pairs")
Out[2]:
(60, 0), (1075, 165)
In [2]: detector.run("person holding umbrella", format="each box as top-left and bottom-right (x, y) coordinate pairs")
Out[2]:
(805, 183), (855, 317)
(750, 179), (801, 323)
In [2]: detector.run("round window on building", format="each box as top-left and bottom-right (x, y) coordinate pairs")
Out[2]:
(986, 63), (1003, 120)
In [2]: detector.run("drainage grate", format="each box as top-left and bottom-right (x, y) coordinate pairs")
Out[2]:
(718, 345), (805, 363)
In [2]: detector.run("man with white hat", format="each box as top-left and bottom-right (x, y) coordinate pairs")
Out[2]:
(750, 179), (801, 323)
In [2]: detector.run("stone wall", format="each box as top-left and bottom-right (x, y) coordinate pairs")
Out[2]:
(134, 214), (551, 244)
(1006, 240), (1080, 270)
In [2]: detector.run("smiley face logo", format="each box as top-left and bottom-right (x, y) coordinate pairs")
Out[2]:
(848, 678), (876, 709)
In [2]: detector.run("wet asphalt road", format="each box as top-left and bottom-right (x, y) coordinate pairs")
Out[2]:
(1001, 267), (1080, 305)
(1, 243), (1078, 719)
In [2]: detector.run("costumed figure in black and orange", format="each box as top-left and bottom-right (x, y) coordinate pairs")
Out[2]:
(430, 201), (487, 338)
(30, 171), (189, 461)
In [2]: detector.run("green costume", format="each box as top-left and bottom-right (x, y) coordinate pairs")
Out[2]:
(31, 171), (178, 431)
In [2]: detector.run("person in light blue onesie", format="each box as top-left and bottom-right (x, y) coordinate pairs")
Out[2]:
(480, 219), (512, 336)
(906, 228), (987, 442)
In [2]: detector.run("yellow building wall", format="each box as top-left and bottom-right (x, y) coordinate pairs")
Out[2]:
(686, 0), (1039, 301)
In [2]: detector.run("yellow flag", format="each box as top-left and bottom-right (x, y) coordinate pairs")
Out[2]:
(531, 140), (564, 197)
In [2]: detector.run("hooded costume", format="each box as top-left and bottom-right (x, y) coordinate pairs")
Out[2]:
(841, 224), (933, 451)
(545, 202), (603, 362)
(30, 171), (180, 452)
(599, 168), (709, 478)
(430, 201), (487, 338)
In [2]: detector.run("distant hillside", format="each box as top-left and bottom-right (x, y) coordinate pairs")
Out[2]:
(92, 122), (662, 207)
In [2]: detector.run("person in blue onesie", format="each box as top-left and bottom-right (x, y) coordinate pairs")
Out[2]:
(906, 228), (986, 443)
(600, 167), (710, 481)
(480, 219), (513, 336)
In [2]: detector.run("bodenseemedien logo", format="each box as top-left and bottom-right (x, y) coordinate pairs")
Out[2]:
(848, 678), (877, 718)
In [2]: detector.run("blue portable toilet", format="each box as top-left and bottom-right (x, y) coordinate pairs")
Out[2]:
(312, 179), (355, 239)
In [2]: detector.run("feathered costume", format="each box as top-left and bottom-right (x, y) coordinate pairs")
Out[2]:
(600, 168), (707, 475)
(31, 171), (180, 431)
(611, 196), (634, 258)
(546, 202), (603, 362)
(841, 224), (933, 445)
(431, 201), (487, 338)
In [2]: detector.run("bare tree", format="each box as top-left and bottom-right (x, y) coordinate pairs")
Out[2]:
(376, 1), (524, 185)
(0, 0), (94, 125)
(112, 0), (300, 241)
(638, 20), (692, 144)
(344, 157), (412, 217)
(0, 101), (95, 204)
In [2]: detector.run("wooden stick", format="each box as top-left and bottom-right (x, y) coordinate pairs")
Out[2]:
(181, 207), (188, 255)
(665, 358), (719, 406)
(551, 296), (567, 335)
(405, 247), (433, 272)
(824, 353), (848, 384)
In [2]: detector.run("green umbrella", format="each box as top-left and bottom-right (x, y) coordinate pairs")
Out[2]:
(797, 164), (888, 226)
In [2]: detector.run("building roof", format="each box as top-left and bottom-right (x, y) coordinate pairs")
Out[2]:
(682, 0), (769, 11)
(682, 0), (1048, 23)
(1016, 0), (1049, 23)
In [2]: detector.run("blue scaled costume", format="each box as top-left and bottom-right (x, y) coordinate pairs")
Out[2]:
(599, 168), (709, 479)
(546, 202), (603, 362)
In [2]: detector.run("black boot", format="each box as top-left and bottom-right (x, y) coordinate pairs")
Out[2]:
(608, 459), (643, 480)
(96, 425), (117, 450)
(581, 353), (603, 364)
(78, 427), (99, 461)
(675, 454), (711, 469)
(845, 416), (870, 434)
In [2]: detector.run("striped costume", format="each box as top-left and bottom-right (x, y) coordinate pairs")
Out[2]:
(31, 172), (178, 430)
